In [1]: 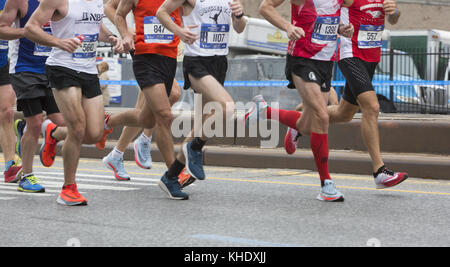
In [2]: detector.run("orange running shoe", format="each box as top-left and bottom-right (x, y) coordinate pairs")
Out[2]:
(40, 120), (58, 167)
(57, 183), (88, 206)
(96, 114), (113, 150)
(179, 168), (195, 189)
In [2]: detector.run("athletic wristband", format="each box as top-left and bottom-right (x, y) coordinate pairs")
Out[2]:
(235, 13), (244, 19)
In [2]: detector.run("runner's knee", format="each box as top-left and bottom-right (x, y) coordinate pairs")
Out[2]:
(0, 104), (14, 123)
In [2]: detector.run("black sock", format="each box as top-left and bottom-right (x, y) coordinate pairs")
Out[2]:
(190, 137), (206, 151)
(167, 159), (185, 180)
(373, 165), (386, 177)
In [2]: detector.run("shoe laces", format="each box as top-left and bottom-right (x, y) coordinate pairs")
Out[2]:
(25, 175), (40, 185)
(382, 167), (395, 176)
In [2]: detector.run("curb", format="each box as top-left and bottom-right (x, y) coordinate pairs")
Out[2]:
(54, 142), (450, 180)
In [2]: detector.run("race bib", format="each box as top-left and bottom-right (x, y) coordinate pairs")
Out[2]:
(144, 16), (174, 44)
(200, 24), (229, 50)
(34, 23), (52, 56)
(0, 40), (8, 52)
(72, 34), (98, 61)
(357, 24), (384, 49)
(311, 16), (339, 45)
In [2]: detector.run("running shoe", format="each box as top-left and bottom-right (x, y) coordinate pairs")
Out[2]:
(57, 183), (88, 206)
(158, 172), (189, 200)
(374, 166), (408, 189)
(316, 180), (344, 202)
(244, 95), (268, 128)
(183, 141), (205, 180)
(179, 168), (195, 189)
(102, 151), (131, 181)
(4, 163), (22, 183)
(96, 114), (113, 151)
(14, 119), (26, 157)
(17, 174), (45, 193)
(284, 127), (301, 155)
(133, 136), (152, 169)
(40, 119), (58, 167)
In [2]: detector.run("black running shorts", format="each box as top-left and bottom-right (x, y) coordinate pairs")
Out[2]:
(182, 55), (228, 90)
(17, 97), (60, 118)
(285, 55), (334, 93)
(0, 61), (10, 86)
(11, 71), (60, 117)
(45, 65), (102, 99)
(338, 57), (378, 106)
(132, 53), (176, 96)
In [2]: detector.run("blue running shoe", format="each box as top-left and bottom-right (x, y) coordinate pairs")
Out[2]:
(102, 152), (131, 181)
(316, 180), (344, 202)
(14, 119), (26, 158)
(17, 174), (45, 193)
(183, 141), (205, 180)
(133, 136), (152, 169)
(158, 172), (189, 200)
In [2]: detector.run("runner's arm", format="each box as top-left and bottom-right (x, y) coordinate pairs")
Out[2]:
(115, 0), (135, 51)
(230, 0), (247, 34)
(385, 0), (400, 25)
(99, 22), (124, 53)
(24, 0), (80, 53)
(0, 0), (26, 40)
(157, 0), (199, 45)
(104, 0), (120, 23)
(259, 0), (305, 41)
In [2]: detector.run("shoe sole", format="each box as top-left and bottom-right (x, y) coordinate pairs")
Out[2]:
(316, 194), (345, 202)
(17, 187), (45, 193)
(158, 181), (189, 200)
(376, 174), (409, 189)
(133, 142), (152, 169)
(102, 157), (131, 181)
(284, 128), (296, 155)
(180, 176), (196, 189)
(14, 120), (23, 157)
(39, 126), (55, 168)
(57, 196), (88, 206)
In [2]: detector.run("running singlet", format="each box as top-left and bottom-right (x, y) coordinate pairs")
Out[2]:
(133, 0), (181, 58)
(182, 0), (232, 57)
(0, 0), (8, 68)
(46, 0), (103, 74)
(338, 0), (385, 62)
(288, 0), (344, 61)
(10, 0), (53, 74)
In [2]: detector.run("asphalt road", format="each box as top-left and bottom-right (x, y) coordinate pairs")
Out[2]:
(0, 156), (449, 247)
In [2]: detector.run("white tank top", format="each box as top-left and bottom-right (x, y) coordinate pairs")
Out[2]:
(46, 0), (103, 74)
(183, 0), (232, 57)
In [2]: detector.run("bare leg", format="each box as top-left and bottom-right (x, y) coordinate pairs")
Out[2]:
(0, 84), (17, 163)
(52, 87), (86, 186)
(21, 114), (43, 174)
(356, 91), (384, 172)
(176, 75), (234, 164)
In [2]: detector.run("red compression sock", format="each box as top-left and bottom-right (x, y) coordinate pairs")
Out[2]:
(266, 107), (302, 130)
(310, 132), (331, 183)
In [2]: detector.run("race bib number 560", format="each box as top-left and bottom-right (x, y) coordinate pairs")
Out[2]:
(72, 34), (98, 61)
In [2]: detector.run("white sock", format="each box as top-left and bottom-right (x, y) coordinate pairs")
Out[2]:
(139, 133), (152, 143)
(111, 147), (124, 159)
